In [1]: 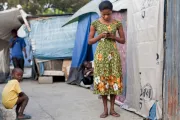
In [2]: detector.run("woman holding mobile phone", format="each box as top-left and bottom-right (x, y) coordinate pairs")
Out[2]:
(88, 1), (125, 118)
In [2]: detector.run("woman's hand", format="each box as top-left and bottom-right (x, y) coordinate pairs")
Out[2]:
(107, 33), (116, 40)
(99, 32), (109, 38)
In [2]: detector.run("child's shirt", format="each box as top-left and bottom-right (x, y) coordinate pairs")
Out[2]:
(2, 79), (21, 109)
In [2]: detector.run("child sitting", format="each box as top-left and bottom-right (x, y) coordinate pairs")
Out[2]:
(80, 61), (94, 88)
(2, 68), (31, 119)
(83, 61), (94, 85)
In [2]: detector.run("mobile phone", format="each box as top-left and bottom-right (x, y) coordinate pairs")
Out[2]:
(106, 32), (110, 36)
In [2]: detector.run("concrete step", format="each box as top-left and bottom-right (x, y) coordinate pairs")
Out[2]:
(38, 76), (53, 84)
(0, 105), (16, 120)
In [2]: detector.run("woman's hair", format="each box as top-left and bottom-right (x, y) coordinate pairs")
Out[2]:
(99, 1), (113, 11)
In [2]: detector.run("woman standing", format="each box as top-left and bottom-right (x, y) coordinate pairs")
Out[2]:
(88, 1), (125, 118)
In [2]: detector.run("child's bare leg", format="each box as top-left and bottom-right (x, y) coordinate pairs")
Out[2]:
(16, 102), (21, 116)
(16, 94), (29, 118)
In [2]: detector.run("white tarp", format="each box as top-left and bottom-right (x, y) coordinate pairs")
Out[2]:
(125, 0), (164, 119)
(0, 8), (26, 82)
(0, 8), (22, 82)
(0, 8), (21, 41)
(0, 40), (10, 83)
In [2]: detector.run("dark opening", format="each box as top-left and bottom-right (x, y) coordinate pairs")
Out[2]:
(53, 76), (65, 82)
(119, 9), (127, 13)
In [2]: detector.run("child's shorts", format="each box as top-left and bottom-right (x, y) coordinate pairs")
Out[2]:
(2, 98), (18, 109)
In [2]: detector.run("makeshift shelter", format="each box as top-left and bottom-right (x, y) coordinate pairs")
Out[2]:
(64, 0), (128, 86)
(0, 8), (22, 83)
(63, 0), (163, 119)
(22, 15), (78, 82)
(125, 0), (164, 119)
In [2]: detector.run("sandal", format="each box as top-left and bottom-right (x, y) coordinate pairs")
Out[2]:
(17, 114), (31, 119)
(100, 113), (108, 118)
(110, 112), (120, 117)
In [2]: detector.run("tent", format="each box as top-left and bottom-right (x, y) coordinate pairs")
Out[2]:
(62, 0), (129, 27)
(64, 0), (128, 85)
(25, 15), (77, 60)
(63, 0), (163, 119)
(18, 15), (77, 80)
(64, 0), (129, 113)
(0, 6), (31, 83)
(0, 8), (22, 83)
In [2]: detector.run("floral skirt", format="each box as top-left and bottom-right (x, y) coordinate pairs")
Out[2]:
(93, 41), (123, 95)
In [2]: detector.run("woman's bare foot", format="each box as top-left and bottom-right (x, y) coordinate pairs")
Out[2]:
(100, 111), (108, 118)
(110, 110), (120, 117)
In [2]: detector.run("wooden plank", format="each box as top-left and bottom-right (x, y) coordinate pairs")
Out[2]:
(62, 60), (71, 81)
(44, 60), (63, 70)
(43, 61), (51, 70)
(34, 59), (40, 75)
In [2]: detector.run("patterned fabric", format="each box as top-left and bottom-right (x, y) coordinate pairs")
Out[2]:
(92, 20), (123, 95)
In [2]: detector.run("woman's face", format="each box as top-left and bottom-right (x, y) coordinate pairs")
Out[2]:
(101, 9), (112, 21)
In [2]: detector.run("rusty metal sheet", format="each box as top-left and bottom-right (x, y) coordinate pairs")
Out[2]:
(164, 0), (180, 119)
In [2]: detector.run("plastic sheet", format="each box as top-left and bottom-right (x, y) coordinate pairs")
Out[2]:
(0, 40), (10, 83)
(27, 16), (77, 59)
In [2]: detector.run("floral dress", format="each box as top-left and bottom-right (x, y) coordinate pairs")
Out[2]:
(92, 20), (123, 95)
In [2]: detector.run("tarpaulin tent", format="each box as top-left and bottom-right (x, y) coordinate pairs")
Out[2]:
(26, 15), (77, 60)
(124, 0), (164, 119)
(63, 0), (162, 119)
(20, 15), (77, 79)
(64, 0), (128, 92)
(64, 0), (128, 86)
(62, 0), (129, 27)
(0, 8), (22, 83)
(0, 7), (31, 82)
(64, 0), (129, 112)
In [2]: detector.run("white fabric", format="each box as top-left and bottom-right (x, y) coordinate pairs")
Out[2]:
(62, 0), (129, 26)
(112, 0), (130, 11)
(0, 40), (10, 82)
(126, 0), (164, 119)
(0, 8), (21, 82)
(0, 8), (21, 41)
(0, 8), (28, 82)
(18, 25), (27, 38)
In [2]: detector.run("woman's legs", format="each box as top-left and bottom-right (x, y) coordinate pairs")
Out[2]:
(100, 95), (108, 118)
(110, 94), (120, 117)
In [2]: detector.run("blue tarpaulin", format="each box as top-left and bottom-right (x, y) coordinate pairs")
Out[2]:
(71, 13), (98, 67)
(28, 16), (77, 59)
(67, 13), (99, 85)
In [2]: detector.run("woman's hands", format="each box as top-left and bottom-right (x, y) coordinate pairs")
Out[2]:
(106, 33), (116, 40)
(99, 32), (110, 39)
(99, 32), (116, 41)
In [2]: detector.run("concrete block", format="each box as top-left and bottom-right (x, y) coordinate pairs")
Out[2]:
(43, 70), (64, 76)
(38, 76), (53, 84)
(0, 106), (16, 120)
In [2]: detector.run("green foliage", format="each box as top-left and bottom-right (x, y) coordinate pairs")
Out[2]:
(0, 0), (90, 15)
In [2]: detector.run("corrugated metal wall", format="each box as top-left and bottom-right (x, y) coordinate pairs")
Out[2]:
(164, 0), (180, 119)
